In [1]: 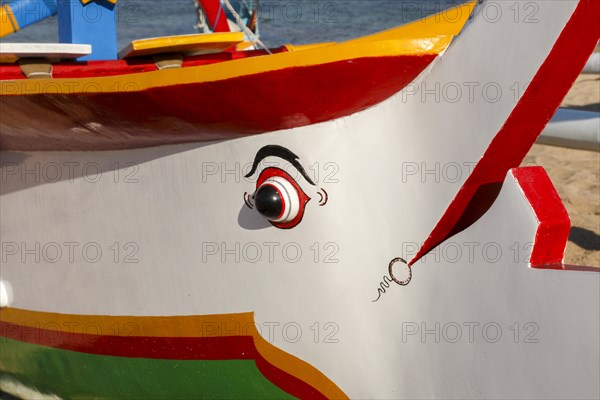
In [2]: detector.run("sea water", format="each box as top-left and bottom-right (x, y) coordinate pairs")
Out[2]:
(6, 0), (462, 49)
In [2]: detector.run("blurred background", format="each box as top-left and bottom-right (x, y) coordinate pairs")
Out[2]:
(5, 0), (461, 48)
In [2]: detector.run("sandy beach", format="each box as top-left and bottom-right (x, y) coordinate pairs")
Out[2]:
(522, 73), (600, 266)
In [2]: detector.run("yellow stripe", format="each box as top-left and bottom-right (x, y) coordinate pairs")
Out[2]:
(0, 2), (478, 96)
(284, 42), (337, 52)
(347, 0), (477, 44)
(255, 337), (350, 400)
(1, 307), (348, 399)
(1, 36), (451, 96)
(235, 41), (255, 51)
(0, 307), (254, 337)
(0, 4), (19, 38)
(81, 0), (118, 4)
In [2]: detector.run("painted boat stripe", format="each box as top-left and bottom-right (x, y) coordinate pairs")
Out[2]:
(346, 0), (476, 45)
(1, 321), (331, 398)
(411, 0), (600, 265)
(0, 1), (477, 92)
(0, 321), (260, 360)
(255, 356), (329, 400)
(0, 308), (348, 399)
(0, 54), (435, 151)
(1, 337), (295, 400)
(255, 334), (347, 400)
(511, 167), (571, 267)
(0, 37), (450, 95)
(0, 307), (255, 337)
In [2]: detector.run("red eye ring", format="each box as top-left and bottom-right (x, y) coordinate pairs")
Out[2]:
(255, 168), (310, 229)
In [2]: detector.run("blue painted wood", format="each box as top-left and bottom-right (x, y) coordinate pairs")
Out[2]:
(57, 0), (117, 60)
(4, 0), (57, 31)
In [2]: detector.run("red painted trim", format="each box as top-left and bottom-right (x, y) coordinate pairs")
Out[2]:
(0, 48), (288, 80)
(255, 356), (328, 400)
(0, 54), (434, 151)
(512, 167), (571, 267)
(0, 320), (328, 399)
(0, 320), (258, 360)
(411, 0), (600, 265)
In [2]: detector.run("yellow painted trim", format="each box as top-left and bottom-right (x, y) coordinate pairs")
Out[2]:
(347, 1), (477, 44)
(0, 307), (255, 337)
(235, 41), (254, 51)
(119, 32), (245, 58)
(255, 336), (350, 400)
(284, 42), (337, 52)
(0, 4), (19, 38)
(0, 2), (478, 96)
(1, 307), (348, 399)
(81, 0), (118, 4)
(1, 36), (452, 96)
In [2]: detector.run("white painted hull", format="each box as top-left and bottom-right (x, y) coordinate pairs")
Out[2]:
(1, 1), (599, 398)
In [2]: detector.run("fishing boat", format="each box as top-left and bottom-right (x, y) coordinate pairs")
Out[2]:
(0, 0), (599, 398)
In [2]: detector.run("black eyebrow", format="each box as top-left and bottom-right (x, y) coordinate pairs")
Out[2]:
(245, 145), (315, 185)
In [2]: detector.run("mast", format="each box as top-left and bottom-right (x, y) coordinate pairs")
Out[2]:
(195, 0), (259, 35)
(195, 0), (231, 33)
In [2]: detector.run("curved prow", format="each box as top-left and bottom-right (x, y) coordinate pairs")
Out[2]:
(0, 0), (57, 38)
(348, 0), (477, 45)
(401, 0), (600, 264)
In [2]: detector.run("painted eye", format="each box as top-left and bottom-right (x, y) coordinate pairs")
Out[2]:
(255, 177), (300, 223)
(253, 168), (310, 229)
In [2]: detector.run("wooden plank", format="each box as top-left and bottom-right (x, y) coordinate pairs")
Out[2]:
(0, 43), (91, 63)
(118, 32), (244, 59)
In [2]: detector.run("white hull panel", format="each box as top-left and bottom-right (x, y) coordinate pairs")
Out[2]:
(1, 0), (598, 398)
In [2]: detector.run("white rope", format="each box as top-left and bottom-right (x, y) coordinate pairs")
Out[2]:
(221, 0), (271, 54)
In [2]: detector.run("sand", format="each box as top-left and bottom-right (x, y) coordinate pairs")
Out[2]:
(522, 74), (600, 267)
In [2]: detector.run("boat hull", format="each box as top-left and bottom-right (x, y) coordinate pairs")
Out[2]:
(1, 0), (599, 398)
(0, 54), (435, 151)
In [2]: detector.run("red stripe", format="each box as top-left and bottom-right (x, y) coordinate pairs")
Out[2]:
(411, 0), (600, 265)
(512, 167), (571, 267)
(0, 321), (258, 360)
(256, 356), (328, 400)
(0, 48), (288, 80)
(0, 54), (435, 151)
(0, 320), (331, 398)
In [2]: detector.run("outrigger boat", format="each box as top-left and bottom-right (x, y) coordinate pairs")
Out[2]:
(0, 0), (599, 399)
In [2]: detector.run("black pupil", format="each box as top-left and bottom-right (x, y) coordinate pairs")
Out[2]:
(255, 185), (283, 220)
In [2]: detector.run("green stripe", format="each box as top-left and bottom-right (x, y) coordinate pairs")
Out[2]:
(0, 337), (296, 399)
